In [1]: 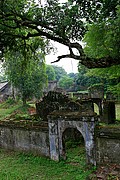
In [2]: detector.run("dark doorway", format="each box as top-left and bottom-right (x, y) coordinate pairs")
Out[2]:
(62, 128), (86, 166)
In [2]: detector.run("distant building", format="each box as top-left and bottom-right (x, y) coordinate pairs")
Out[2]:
(44, 80), (58, 92)
(0, 81), (12, 101)
(0, 81), (19, 101)
(44, 80), (66, 94)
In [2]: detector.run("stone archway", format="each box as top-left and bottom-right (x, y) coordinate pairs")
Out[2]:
(48, 112), (98, 166)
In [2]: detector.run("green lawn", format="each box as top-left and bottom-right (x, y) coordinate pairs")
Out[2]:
(0, 146), (93, 180)
(116, 103), (120, 120)
(0, 104), (21, 120)
(0, 100), (33, 121)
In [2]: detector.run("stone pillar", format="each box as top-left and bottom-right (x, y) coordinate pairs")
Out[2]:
(83, 119), (97, 166)
(48, 119), (60, 161)
(102, 100), (116, 124)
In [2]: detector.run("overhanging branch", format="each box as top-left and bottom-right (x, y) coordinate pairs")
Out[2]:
(1, 11), (120, 68)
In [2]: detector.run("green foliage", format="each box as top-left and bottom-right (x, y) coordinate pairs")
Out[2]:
(86, 65), (120, 79)
(88, 83), (104, 89)
(0, 0), (120, 70)
(68, 72), (77, 79)
(0, 101), (22, 120)
(5, 97), (16, 105)
(86, 65), (120, 95)
(107, 82), (120, 98)
(76, 65), (103, 91)
(59, 76), (74, 90)
(84, 5), (120, 59)
(0, 100), (35, 121)
(46, 64), (56, 81)
(65, 139), (81, 149)
(52, 65), (67, 81)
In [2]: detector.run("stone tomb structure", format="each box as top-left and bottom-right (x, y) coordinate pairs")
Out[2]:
(36, 91), (98, 165)
(36, 91), (120, 165)
(0, 91), (119, 166)
(48, 112), (98, 165)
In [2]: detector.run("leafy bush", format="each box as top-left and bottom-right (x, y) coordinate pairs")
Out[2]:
(6, 97), (16, 105)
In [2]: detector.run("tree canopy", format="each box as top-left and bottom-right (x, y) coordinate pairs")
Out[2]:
(83, 5), (120, 60)
(0, 0), (120, 68)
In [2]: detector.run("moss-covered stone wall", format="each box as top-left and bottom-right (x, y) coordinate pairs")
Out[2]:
(95, 126), (120, 164)
(0, 123), (49, 157)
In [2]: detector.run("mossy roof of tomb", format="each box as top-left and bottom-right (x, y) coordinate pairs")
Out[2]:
(48, 110), (97, 121)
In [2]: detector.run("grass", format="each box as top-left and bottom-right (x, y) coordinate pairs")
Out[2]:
(116, 103), (120, 120)
(0, 146), (93, 180)
(0, 100), (34, 121)
(0, 103), (22, 120)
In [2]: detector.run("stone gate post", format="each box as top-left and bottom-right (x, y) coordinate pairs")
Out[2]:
(48, 119), (60, 161)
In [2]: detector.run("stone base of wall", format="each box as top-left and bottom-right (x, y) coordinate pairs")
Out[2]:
(95, 126), (120, 164)
(0, 125), (50, 157)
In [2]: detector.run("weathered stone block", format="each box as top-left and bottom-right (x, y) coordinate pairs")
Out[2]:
(0, 126), (50, 156)
(95, 126), (120, 164)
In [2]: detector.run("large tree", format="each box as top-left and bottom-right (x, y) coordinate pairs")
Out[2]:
(83, 5), (120, 95)
(83, 5), (120, 61)
(4, 37), (47, 105)
(0, 0), (120, 68)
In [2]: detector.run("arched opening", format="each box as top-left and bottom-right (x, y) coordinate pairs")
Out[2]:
(93, 103), (100, 115)
(62, 128), (86, 166)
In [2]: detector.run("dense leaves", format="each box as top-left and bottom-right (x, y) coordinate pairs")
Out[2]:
(46, 65), (56, 81)
(83, 5), (120, 95)
(84, 5), (120, 59)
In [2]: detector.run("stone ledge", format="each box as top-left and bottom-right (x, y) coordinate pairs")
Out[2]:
(48, 110), (97, 121)
(0, 120), (49, 132)
(95, 126), (120, 139)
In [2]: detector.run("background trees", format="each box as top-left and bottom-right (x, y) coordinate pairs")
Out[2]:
(46, 65), (56, 81)
(83, 5), (120, 60)
(58, 76), (74, 90)
(52, 65), (67, 81)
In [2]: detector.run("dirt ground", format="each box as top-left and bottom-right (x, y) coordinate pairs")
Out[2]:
(88, 163), (120, 180)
